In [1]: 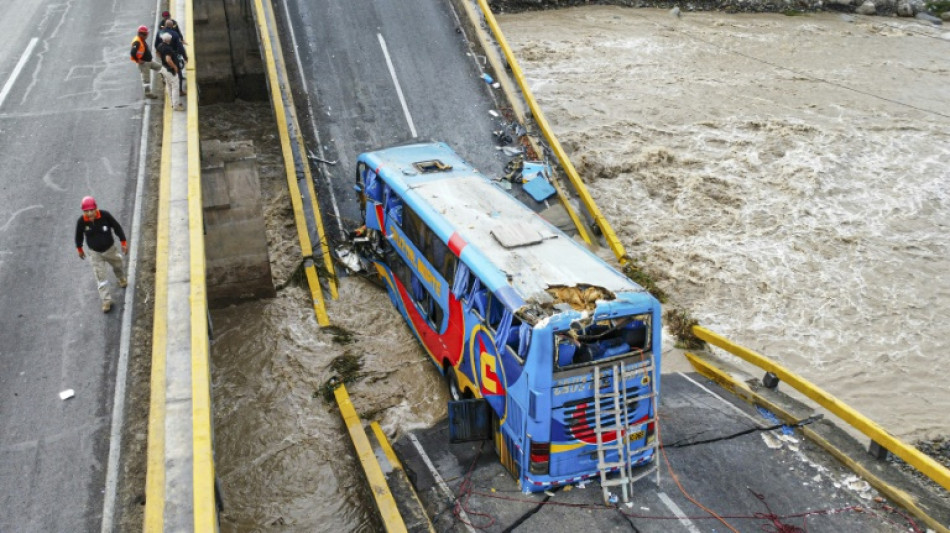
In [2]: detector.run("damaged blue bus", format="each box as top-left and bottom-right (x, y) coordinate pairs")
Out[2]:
(351, 142), (661, 498)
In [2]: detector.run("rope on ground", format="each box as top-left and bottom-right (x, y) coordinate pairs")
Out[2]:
(453, 442), (496, 530)
(657, 414), (742, 533)
(442, 419), (925, 531)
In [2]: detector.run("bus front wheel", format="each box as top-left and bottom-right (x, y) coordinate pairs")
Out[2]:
(445, 366), (462, 402)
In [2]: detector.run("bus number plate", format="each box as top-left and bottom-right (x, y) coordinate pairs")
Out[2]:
(626, 430), (645, 442)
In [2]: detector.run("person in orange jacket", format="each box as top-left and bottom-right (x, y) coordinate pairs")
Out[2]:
(130, 25), (160, 99)
(75, 196), (128, 313)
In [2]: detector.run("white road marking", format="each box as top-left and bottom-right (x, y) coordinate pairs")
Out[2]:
(0, 205), (42, 232)
(278, 0), (344, 235)
(677, 371), (764, 426)
(658, 491), (702, 533)
(280, 0), (308, 96)
(0, 37), (39, 110)
(41, 164), (66, 191)
(306, 116), (344, 236)
(407, 433), (478, 533)
(377, 33), (417, 138)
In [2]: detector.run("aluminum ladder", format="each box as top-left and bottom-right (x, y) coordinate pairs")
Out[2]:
(593, 360), (659, 506)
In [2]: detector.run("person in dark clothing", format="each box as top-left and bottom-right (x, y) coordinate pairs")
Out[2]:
(155, 18), (187, 62)
(156, 19), (188, 95)
(156, 33), (183, 110)
(75, 196), (128, 312)
(158, 11), (186, 44)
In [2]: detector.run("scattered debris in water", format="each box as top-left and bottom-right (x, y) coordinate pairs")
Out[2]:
(318, 352), (363, 401)
(275, 259), (307, 290)
(664, 307), (706, 350)
(324, 325), (356, 345)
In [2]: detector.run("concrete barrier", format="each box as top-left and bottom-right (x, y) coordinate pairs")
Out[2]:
(143, 0), (219, 530)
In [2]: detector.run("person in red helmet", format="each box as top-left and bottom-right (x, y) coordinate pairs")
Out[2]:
(75, 196), (128, 313)
(130, 25), (160, 99)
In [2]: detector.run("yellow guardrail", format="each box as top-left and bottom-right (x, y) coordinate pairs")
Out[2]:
(184, 0), (218, 529)
(252, 0), (331, 326)
(691, 325), (950, 494)
(143, 94), (173, 533)
(260, 0), (339, 302)
(335, 386), (408, 533)
(474, 0), (630, 265)
(685, 351), (950, 533)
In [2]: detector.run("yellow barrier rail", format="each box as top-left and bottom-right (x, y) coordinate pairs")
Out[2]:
(143, 95), (173, 533)
(335, 386), (408, 533)
(184, 0), (219, 529)
(261, 0), (339, 301)
(475, 0), (630, 265)
(692, 325), (950, 493)
(252, 0), (331, 325)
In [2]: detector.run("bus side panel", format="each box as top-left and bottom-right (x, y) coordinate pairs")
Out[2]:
(389, 265), (465, 370)
(374, 262), (410, 322)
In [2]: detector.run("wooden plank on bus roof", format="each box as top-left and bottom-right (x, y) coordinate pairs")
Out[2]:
(491, 225), (548, 248)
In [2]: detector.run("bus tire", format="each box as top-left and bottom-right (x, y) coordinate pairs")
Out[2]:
(445, 365), (462, 402)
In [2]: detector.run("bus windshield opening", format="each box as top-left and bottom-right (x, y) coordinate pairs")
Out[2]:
(554, 314), (651, 370)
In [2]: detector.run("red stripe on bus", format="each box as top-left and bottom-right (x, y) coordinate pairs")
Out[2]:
(448, 232), (467, 256)
(375, 204), (386, 236)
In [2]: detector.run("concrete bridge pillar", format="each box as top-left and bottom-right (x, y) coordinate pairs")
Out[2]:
(201, 140), (276, 307)
(194, 0), (267, 103)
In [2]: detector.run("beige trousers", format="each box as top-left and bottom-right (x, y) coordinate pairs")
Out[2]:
(89, 245), (125, 303)
(137, 60), (161, 94)
(161, 68), (181, 108)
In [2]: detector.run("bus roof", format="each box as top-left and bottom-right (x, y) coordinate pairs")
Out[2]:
(364, 143), (646, 306)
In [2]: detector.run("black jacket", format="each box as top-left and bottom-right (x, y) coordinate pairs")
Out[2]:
(75, 210), (126, 253)
(155, 26), (187, 61)
(156, 42), (178, 73)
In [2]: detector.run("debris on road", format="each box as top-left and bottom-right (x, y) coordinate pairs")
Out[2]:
(307, 150), (337, 166)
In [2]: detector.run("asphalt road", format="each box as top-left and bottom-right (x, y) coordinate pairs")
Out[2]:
(0, 0), (154, 530)
(277, 0), (512, 241)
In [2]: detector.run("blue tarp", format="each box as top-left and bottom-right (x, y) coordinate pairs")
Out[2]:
(521, 161), (556, 202)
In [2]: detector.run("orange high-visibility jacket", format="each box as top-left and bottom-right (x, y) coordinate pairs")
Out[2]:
(131, 36), (147, 63)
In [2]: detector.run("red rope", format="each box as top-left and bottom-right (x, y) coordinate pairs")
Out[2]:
(452, 442), (496, 530)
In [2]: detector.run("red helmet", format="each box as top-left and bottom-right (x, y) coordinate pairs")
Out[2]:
(137, 25), (149, 34)
(81, 196), (97, 211)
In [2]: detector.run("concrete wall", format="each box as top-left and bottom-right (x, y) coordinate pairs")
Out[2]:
(194, 0), (267, 103)
(202, 140), (276, 307)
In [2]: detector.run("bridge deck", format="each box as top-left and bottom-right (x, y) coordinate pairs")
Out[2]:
(393, 372), (919, 533)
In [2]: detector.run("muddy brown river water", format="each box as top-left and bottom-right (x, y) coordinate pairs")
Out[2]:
(210, 7), (950, 531)
(499, 7), (950, 440)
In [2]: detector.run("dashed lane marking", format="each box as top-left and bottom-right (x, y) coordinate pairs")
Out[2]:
(0, 37), (38, 110)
